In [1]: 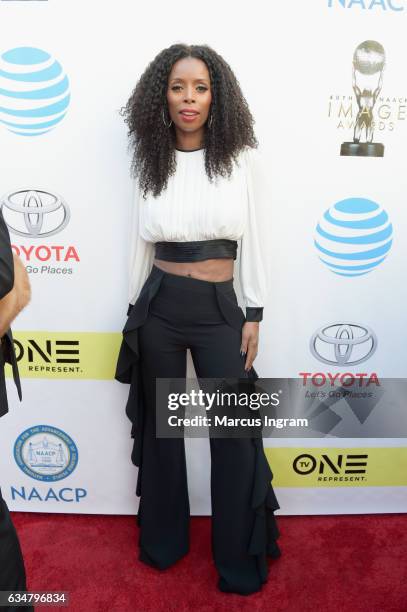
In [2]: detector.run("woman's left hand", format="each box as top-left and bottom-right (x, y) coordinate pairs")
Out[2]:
(240, 321), (259, 371)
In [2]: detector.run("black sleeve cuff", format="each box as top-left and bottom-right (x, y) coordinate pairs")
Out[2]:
(245, 307), (263, 322)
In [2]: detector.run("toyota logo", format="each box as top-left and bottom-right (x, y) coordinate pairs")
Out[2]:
(310, 323), (377, 366)
(1, 189), (70, 238)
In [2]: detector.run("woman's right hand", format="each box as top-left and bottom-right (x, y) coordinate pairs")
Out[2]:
(240, 321), (259, 372)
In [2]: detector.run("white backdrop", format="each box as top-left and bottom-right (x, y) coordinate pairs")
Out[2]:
(0, 0), (406, 514)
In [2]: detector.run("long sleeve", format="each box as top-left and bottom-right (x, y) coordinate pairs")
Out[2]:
(239, 147), (271, 322)
(128, 181), (155, 306)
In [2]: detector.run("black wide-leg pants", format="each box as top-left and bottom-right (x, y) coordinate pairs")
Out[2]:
(117, 266), (281, 595)
(0, 488), (32, 611)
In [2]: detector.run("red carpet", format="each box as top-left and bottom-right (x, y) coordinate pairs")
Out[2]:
(11, 512), (407, 611)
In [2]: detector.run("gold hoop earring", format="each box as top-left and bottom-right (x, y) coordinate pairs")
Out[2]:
(162, 108), (173, 128)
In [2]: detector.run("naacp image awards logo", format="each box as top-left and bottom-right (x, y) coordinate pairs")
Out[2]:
(328, 40), (406, 155)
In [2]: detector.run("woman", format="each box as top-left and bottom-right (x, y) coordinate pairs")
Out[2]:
(116, 43), (281, 596)
(0, 209), (32, 612)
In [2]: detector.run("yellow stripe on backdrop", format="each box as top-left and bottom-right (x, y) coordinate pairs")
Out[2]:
(265, 447), (407, 488)
(5, 332), (122, 380)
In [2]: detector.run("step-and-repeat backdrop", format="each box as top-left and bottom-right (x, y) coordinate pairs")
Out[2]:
(0, 0), (406, 515)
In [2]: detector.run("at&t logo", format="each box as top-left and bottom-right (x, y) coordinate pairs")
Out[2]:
(0, 46), (70, 136)
(315, 198), (393, 277)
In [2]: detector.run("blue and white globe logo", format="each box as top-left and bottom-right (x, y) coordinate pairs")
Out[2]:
(14, 425), (78, 482)
(0, 47), (70, 136)
(315, 197), (393, 277)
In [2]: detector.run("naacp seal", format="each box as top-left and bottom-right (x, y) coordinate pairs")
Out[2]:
(14, 425), (78, 482)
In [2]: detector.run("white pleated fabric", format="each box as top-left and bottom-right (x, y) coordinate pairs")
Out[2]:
(128, 146), (271, 311)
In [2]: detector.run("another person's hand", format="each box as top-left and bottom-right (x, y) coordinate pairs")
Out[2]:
(240, 321), (259, 371)
(0, 254), (31, 337)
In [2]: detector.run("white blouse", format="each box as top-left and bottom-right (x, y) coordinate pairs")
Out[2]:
(128, 146), (271, 312)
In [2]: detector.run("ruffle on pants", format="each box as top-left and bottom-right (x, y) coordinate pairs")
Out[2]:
(229, 367), (281, 587)
(249, 436), (281, 584)
(115, 268), (165, 502)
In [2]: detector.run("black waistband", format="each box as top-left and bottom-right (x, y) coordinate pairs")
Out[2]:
(154, 239), (238, 262)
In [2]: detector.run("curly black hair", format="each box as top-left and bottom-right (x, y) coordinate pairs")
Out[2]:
(120, 43), (258, 198)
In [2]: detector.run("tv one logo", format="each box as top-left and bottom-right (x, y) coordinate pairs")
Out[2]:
(328, 0), (405, 10)
(293, 453), (368, 482)
(13, 338), (82, 375)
